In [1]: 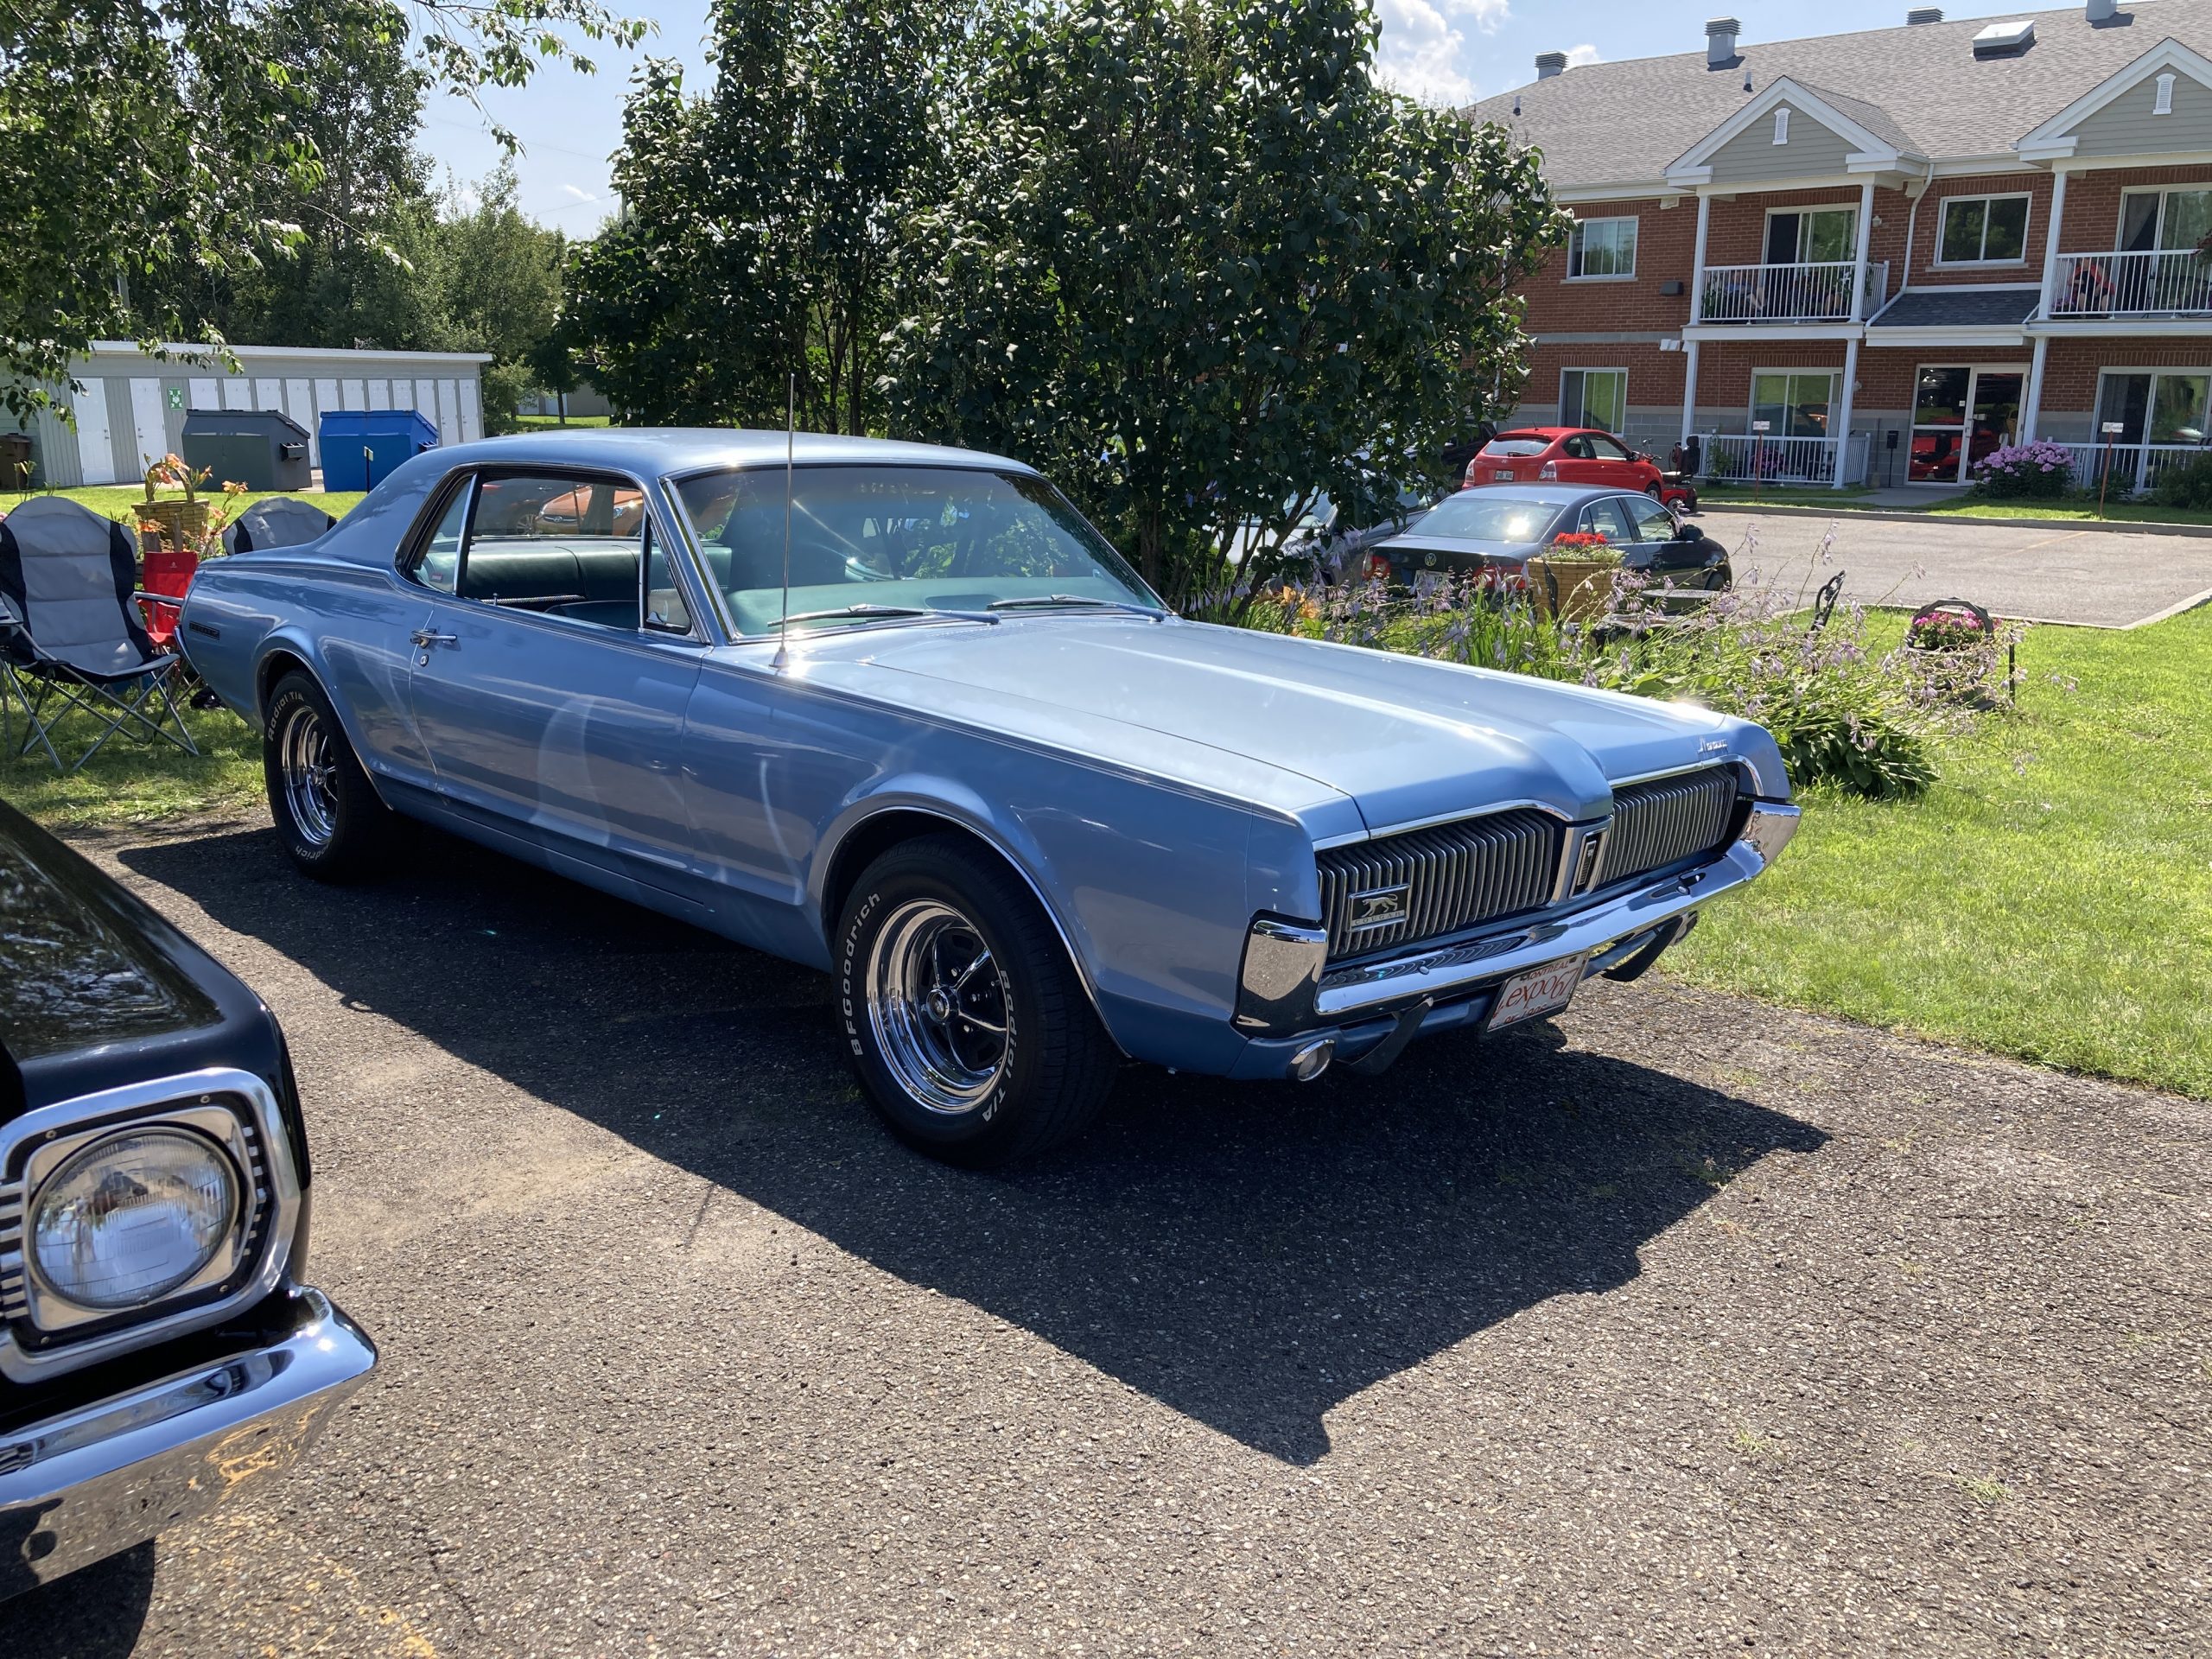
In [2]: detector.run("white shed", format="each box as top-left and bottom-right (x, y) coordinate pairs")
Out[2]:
(22, 342), (493, 488)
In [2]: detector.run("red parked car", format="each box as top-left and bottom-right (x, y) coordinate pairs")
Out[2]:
(1466, 428), (1698, 510)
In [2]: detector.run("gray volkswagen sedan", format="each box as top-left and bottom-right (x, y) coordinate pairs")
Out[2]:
(1376, 484), (1732, 600)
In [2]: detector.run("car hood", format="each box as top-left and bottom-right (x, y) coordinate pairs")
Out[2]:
(783, 617), (1780, 834)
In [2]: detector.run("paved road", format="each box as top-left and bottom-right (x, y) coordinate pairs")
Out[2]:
(1700, 510), (2212, 627)
(10, 821), (2207, 1658)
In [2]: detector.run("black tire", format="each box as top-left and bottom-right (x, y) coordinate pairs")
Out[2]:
(836, 834), (1118, 1166)
(263, 671), (405, 880)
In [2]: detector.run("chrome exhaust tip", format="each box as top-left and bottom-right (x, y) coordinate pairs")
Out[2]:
(1287, 1039), (1336, 1083)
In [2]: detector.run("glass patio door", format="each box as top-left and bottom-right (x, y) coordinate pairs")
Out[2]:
(1909, 365), (2024, 485)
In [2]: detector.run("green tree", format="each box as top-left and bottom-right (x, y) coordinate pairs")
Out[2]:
(440, 164), (565, 430)
(883, 0), (1565, 607)
(566, 0), (946, 433)
(0, 0), (645, 423)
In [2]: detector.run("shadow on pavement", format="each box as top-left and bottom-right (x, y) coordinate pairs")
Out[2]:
(123, 827), (1823, 1465)
(0, 1541), (155, 1659)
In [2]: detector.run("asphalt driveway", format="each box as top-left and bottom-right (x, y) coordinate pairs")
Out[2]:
(1702, 510), (2212, 628)
(8, 821), (2207, 1658)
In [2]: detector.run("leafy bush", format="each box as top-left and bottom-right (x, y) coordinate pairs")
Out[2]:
(2152, 451), (2212, 511)
(1254, 543), (2022, 799)
(1969, 440), (2074, 499)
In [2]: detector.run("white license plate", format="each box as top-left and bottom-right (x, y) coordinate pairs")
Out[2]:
(1493, 468), (1515, 482)
(1487, 954), (1589, 1031)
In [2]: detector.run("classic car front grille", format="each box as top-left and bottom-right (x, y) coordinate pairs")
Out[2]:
(0, 1183), (24, 1323)
(1596, 767), (1739, 887)
(1317, 809), (1560, 960)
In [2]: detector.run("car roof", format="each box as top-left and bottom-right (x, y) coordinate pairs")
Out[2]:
(433, 427), (1038, 477)
(1446, 483), (1656, 506)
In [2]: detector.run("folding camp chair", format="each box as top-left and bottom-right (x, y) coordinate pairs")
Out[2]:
(221, 496), (335, 555)
(0, 497), (198, 772)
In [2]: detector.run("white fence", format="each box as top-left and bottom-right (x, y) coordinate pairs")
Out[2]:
(2049, 249), (2212, 316)
(1700, 430), (1871, 487)
(2045, 440), (2212, 496)
(1698, 260), (1889, 323)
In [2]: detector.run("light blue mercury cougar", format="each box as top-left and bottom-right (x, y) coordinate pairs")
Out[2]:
(180, 429), (1799, 1163)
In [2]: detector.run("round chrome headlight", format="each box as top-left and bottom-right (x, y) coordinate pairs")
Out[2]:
(29, 1128), (240, 1311)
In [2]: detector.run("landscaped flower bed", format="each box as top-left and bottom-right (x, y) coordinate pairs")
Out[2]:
(1968, 440), (2075, 499)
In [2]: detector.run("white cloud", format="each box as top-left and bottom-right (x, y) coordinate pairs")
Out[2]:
(560, 182), (597, 202)
(1374, 0), (1510, 106)
(1566, 43), (1602, 67)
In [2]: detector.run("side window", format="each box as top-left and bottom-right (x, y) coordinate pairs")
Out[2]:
(1579, 499), (1634, 543)
(459, 474), (645, 631)
(411, 480), (473, 595)
(1591, 435), (1634, 461)
(1562, 435), (1594, 460)
(1623, 496), (1676, 543)
(644, 522), (692, 634)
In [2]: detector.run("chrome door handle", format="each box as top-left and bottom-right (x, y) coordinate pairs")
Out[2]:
(410, 630), (457, 648)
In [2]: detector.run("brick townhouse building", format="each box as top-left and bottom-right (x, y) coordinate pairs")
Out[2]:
(1472, 1), (2212, 492)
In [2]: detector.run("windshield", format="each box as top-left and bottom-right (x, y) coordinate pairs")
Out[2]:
(671, 465), (1163, 635)
(1411, 493), (1562, 544)
(1480, 436), (1553, 458)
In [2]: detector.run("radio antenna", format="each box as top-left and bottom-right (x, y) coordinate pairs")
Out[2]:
(773, 372), (795, 669)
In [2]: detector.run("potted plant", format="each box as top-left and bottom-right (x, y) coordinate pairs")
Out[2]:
(135, 454), (216, 551)
(1528, 530), (1624, 623)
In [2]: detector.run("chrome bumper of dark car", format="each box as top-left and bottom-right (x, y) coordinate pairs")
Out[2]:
(0, 1288), (376, 1596)
(1231, 803), (1798, 1076)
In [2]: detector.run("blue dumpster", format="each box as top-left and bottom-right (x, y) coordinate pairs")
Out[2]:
(318, 409), (441, 492)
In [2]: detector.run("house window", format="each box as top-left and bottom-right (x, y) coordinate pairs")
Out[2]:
(2120, 188), (2212, 253)
(2094, 371), (2212, 448)
(1764, 207), (1855, 266)
(1773, 108), (1790, 145)
(1750, 370), (1836, 440)
(1937, 195), (2031, 265)
(1560, 368), (1628, 432)
(1567, 217), (1637, 279)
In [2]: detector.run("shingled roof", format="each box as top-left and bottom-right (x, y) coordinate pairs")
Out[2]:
(1466, 2), (2212, 194)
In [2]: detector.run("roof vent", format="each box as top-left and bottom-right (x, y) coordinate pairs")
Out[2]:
(1707, 16), (1741, 68)
(1906, 7), (1942, 22)
(1535, 50), (1567, 79)
(2087, 0), (2117, 19)
(1972, 18), (2036, 55)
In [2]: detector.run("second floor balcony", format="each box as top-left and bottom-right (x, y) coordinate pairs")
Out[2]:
(1697, 260), (1890, 325)
(2049, 249), (2212, 318)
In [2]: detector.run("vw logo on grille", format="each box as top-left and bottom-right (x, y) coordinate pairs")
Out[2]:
(1347, 882), (1411, 931)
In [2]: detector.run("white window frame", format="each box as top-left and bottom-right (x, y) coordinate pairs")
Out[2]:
(1566, 216), (1638, 282)
(2116, 186), (2212, 251)
(1773, 107), (1790, 145)
(2092, 365), (2212, 444)
(1749, 367), (1840, 440)
(1559, 366), (1629, 432)
(1761, 204), (1858, 266)
(1933, 193), (2033, 267)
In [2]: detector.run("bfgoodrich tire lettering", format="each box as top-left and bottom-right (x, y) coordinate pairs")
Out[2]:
(837, 833), (1118, 1166)
(263, 671), (405, 880)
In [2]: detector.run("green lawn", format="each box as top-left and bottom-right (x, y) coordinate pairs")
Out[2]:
(515, 412), (612, 428)
(1698, 483), (1878, 506)
(1669, 604), (2212, 1099)
(1, 702), (263, 830)
(8, 485), (367, 528)
(1921, 497), (2212, 526)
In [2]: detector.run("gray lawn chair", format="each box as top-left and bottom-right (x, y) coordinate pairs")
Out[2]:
(221, 496), (335, 554)
(0, 497), (198, 772)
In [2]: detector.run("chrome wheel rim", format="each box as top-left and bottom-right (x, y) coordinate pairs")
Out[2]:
(277, 704), (340, 849)
(866, 899), (1010, 1116)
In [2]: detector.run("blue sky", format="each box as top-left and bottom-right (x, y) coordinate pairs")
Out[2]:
(427, 0), (2050, 227)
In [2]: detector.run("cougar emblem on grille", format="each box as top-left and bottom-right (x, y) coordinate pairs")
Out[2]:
(1348, 883), (1411, 931)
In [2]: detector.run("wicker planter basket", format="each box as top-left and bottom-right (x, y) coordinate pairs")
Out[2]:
(136, 498), (209, 552)
(1529, 555), (1621, 623)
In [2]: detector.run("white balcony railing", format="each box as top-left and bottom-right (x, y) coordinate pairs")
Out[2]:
(2044, 440), (2212, 495)
(1698, 260), (1889, 323)
(1700, 431), (1871, 487)
(2048, 249), (2212, 317)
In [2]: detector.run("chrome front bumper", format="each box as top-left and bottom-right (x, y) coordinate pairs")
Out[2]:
(0, 1288), (376, 1596)
(1230, 802), (1799, 1075)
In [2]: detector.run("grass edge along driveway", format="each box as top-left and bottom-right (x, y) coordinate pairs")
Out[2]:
(1669, 603), (2212, 1100)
